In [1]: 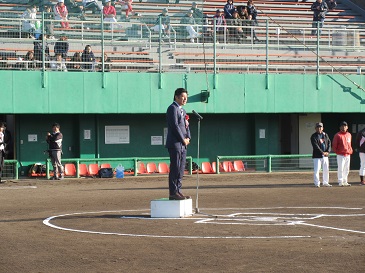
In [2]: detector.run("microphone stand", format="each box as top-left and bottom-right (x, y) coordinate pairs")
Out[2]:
(195, 115), (201, 214)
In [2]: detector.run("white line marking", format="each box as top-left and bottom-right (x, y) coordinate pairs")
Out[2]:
(42, 207), (365, 239)
(0, 186), (37, 189)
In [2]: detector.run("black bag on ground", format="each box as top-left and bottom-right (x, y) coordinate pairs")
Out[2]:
(98, 168), (113, 178)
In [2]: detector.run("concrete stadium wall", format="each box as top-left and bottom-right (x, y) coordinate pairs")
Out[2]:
(1, 71), (365, 114)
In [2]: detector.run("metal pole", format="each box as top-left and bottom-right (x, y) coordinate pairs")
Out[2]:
(195, 117), (201, 213)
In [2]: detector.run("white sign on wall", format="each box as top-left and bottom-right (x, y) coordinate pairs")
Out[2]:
(105, 126), (130, 144)
(151, 136), (163, 145)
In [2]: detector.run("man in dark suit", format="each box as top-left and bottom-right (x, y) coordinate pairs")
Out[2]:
(165, 88), (191, 200)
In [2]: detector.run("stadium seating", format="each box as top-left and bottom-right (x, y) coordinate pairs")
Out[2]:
(78, 163), (89, 177)
(100, 163), (111, 168)
(201, 162), (214, 174)
(222, 161), (234, 172)
(158, 162), (170, 174)
(88, 163), (99, 177)
(137, 162), (147, 174)
(146, 162), (157, 173)
(64, 163), (76, 177)
(233, 160), (245, 172)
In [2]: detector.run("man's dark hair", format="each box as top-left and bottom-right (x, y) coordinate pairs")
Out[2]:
(0, 122), (5, 128)
(174, 88), (188, 101)
(52, 123), (60, 129)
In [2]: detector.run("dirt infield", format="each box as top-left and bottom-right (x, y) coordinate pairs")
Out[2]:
(1, 171), (364, 273)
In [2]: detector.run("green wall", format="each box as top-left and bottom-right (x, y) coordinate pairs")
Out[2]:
(1, 71), (365, 114)
(2, 71), (365, 172)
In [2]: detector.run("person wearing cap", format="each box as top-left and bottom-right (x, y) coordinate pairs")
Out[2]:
(152, 8), (171, 38)
(213, 9), (227, 43)
(190, 2), (204, 24)
(246, 0), (259, 42)
(180, 10), (200, 43)
(332, 121), (353, 186)
(355, 125), (365, 185)
(310, 122), (332, 187)
(54, 0), (69, 29)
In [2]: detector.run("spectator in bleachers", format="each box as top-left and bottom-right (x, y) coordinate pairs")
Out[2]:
(99, 53), (112, 72)
(103, 0), (118, 30)
(65, 0), (85, 20)
(224, 0), (236, 20)
(67, 52), (82, 71)
(33, 34), (50, 67)
(246, 0), (259, 42)
(311, 0), (328, 36)
(54, 0), (70, 29)
(23, 51), (37, 70)
(120, 0), (134, 19)
(54, 36), (69, 58)
(228, 9), (244, 43)
(213, 9), (227, 43)
(21, 4), (40, 38)
(81, 45), (96, 71)
(180, 10), (200, 43)
(190, 2), (204, 24)
(82, 0), (102, 14)
(237, 5), (249, 37)
(51, 53), (68, 71)
(152, 8), (171, 39)
(43, 5), (55, 39)
(27, 0), (48, 12)
(325, 0), (337, 11)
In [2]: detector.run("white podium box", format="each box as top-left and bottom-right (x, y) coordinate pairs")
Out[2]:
(150, 198), (193, 218)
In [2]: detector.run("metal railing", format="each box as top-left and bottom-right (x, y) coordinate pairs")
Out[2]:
(0, 16), (364, 74)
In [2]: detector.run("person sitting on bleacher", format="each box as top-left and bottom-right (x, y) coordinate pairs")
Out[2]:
(54, 36), (69, 58)
(33, 34), (50, 68)
(103, 0), (118, 29)
(190, 2), (204, 24)
(246, 0), (259, 42)
(180, 10), (200, 43)
(228, 9), (244, 44)
(21, 4), (40, 38)
(325, 0), (337, 11)
(64, 0), (85, 20)
(237, 5), (249, 38)
(213, 9), (227, 43)
(54, 0), (70, 29)
(81, 45), (96, 71)
(224, 0), (236, 20)
(50, 53), (68, 71)
(152, 8), (171, 39)
(82, 0), (102, 14)
(119, 0), (134, 19)
(311, 0), (328, 36)
(67, 52), (82, 71)
(43, 5), (55, 40)
(23, 51), (37, 71)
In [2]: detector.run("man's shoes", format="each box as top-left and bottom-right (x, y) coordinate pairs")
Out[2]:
(59, 175), (64, 180)
(179, 192), (191, 199)
(322, 183), (332, 187)
(169, 194), (185, 200)
(314, 184), (320, 188)
(339, 183), (351, 187)
(50, 176), (57, 180)
(360, 181), (365, 185)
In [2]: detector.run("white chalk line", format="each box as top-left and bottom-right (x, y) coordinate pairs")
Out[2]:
(43, 207), (365, 239)
(0, 186), (37, 189)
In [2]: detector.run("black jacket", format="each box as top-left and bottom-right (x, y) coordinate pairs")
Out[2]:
(356, 128), (365, 153)
(311, 131), (331, 158)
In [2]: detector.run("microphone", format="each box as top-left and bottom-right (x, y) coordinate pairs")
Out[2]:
(192, 110), (203, 120)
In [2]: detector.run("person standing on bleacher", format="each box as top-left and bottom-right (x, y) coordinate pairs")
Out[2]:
(310, 0), (328, 36)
